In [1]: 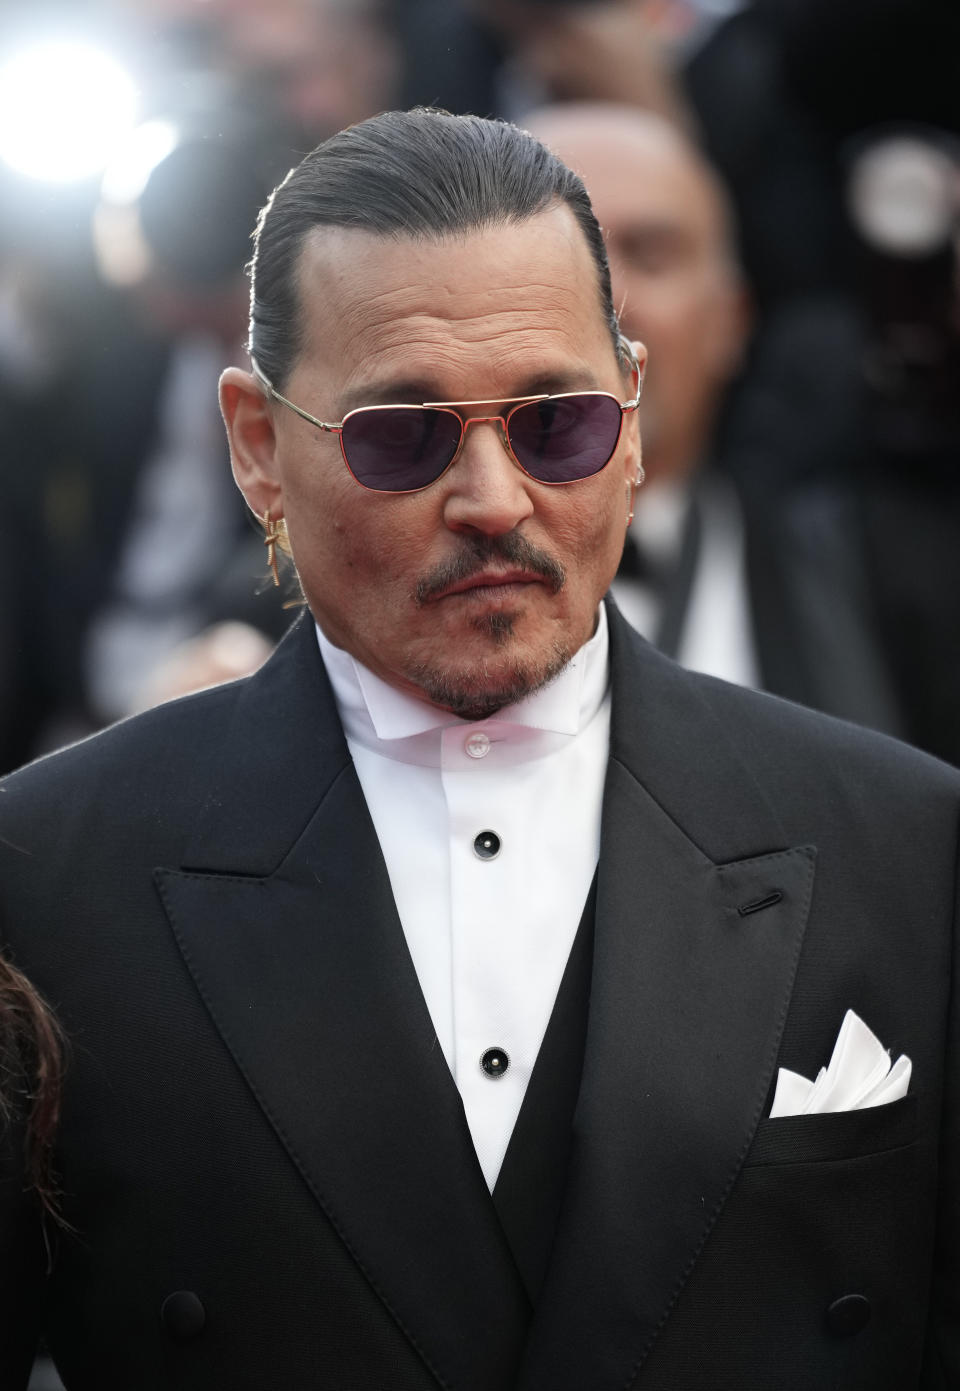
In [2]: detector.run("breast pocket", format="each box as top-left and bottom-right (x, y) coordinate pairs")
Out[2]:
(647, 1094), (931, 1390)
(745, 1092), (919, 1168)
(730, 1092), (930, 1353)
(691, 1092), (933, 1386)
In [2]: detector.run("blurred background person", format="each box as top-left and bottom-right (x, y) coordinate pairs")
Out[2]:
(0, 112), (293, 759)
(527, 104), (905, 733)
(0, 2), (362, 771)
(80, 110), (294, 725)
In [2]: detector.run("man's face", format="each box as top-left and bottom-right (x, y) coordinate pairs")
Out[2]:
(528, 112), (747, 484)
(229, 204), (642, 719)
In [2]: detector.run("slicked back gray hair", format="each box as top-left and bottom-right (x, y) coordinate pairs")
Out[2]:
(248, 107), (621, 389)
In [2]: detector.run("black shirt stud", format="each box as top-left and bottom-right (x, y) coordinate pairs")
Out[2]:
(473, 830), (501, 860)
(481, 1047), (510, 1078)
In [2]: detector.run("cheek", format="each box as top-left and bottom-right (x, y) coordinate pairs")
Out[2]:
(546, 478), (627, 574)
(281, 490), (370, 603)
(327, 499), (440, 596)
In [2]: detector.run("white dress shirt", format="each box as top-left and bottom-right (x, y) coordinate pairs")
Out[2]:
(317, 608), (611, 1190)
(612, 475), (760, 689)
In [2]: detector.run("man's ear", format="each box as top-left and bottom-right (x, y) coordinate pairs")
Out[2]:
(627, 338), (648, 396)
(623, 338), (646, 479)
(219, 367), (284, 520)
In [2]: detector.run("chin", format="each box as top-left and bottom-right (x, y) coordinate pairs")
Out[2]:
(406, 635), (573, 722)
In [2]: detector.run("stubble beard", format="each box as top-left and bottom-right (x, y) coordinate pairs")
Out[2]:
(406, 625), (574, 722)
(408, 533), (572, 721)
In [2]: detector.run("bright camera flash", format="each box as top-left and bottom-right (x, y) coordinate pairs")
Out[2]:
(0, 41), (139, 184)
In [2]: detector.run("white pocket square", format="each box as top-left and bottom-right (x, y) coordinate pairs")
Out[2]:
(769, 1009), (912, 1119)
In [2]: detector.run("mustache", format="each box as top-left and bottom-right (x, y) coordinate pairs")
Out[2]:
(414, 533), (566, 605)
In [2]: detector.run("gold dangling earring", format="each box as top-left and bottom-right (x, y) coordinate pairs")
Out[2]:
(626, 464), (645, 526)
(262, 509), (282, 587)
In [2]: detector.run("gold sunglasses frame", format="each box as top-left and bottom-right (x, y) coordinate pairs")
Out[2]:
(251, 334), (643, 494)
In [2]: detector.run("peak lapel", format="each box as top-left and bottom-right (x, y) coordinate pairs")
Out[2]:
(157, 617), (529, 1391)
(518, 608), (817, 1390)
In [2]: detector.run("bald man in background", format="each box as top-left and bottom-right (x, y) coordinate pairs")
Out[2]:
(527, 105), (903, 733)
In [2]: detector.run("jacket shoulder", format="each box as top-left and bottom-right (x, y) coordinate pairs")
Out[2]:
(606, 608), (960, 857)
(693, 663), (960, 798)
(0, 680), (246, 861)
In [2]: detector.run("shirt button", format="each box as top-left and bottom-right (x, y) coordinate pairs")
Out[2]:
(465, 731), (491, 759)
(473, 830), (501, 860)
(481, 1047), (510, 1078)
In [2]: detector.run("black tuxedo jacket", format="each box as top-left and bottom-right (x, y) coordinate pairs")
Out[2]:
(1, 603), (958, 1389)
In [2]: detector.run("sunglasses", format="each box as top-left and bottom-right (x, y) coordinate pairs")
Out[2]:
(251, 337), (642, 494)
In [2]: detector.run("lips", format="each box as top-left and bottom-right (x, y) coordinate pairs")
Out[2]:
(433, 568), (543, 601)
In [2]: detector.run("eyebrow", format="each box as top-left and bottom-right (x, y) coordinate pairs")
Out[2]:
(337, 365), (601, 414)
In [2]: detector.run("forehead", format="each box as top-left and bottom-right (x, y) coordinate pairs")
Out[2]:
(535, 118), (726, 251)
(290, 203), (616, 403)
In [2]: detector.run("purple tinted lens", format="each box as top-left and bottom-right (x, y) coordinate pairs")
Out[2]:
(341, 406), (462, 491)
(508, 394), (623, 482)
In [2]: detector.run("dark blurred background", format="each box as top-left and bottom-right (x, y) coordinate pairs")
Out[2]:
(1, 0), (958, 783)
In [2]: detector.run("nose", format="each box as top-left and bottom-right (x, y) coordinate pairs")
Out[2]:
(441, 416), (535, 537)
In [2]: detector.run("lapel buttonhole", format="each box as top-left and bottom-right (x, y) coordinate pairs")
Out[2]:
(738, 890), (784, 917)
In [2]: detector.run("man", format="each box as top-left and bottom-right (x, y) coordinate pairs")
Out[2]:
(525, 103), (904, 733)
(1, 109), (958, 1390)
